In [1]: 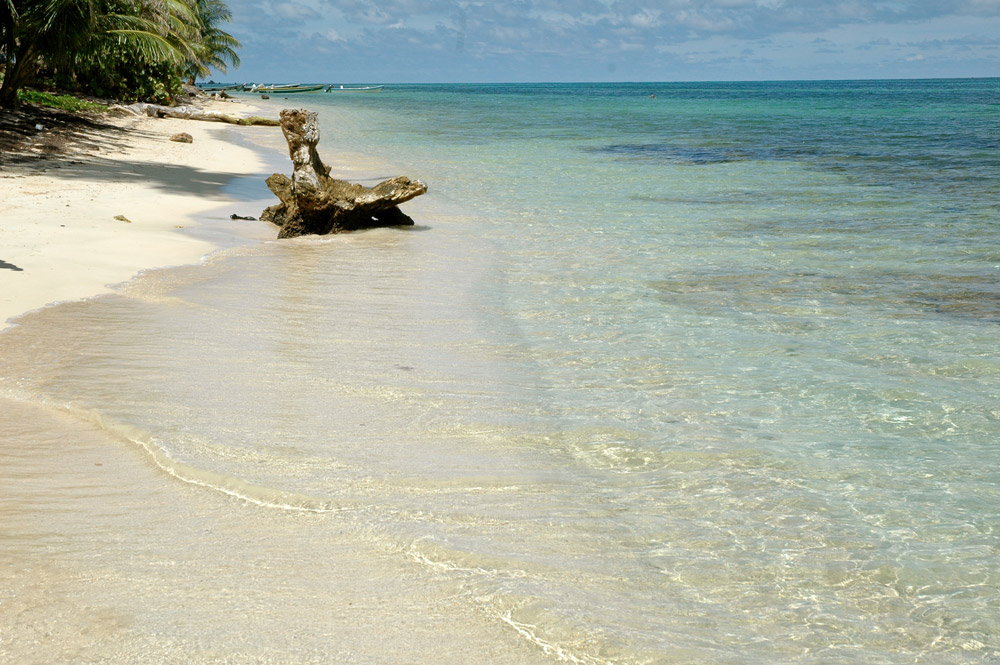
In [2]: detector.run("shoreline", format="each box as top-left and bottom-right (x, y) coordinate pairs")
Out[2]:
(0, 97), (281, 332)
(0, 94), (556, 664)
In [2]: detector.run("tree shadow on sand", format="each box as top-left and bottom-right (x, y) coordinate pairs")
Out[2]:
(1, 105), (269, 200)
(46, 154), (260, 200)
(0, 105), (128, 165)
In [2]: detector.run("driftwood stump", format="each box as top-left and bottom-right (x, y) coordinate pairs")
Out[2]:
(121, 103), (280, 126)
(261, 108), (427, 238)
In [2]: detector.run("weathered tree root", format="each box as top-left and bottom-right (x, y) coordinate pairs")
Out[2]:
(260, 108), (427, 238)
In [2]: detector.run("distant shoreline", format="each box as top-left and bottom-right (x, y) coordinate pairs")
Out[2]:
(0, 96), (281, 332)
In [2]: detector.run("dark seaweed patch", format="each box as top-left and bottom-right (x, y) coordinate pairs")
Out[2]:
(649, 271), (1000, 325)
(586, 143), (756, 164)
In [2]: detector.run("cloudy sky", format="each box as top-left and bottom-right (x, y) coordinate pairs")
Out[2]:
(220, 0), (1000, 83)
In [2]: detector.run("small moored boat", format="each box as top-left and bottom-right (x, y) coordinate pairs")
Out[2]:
(248, 83), (326, 94)
(325, 85), (383, 93)
(197, 83), (241, 92)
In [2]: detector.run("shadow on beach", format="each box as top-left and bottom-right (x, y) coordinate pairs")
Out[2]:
(40, 154), (252, 200)
(0, 108), (255, 199)
(0, 260), (24, 271)
(0, 105), (129, 166)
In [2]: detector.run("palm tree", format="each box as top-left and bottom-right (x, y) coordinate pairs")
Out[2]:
(0, 0), (102, 109)
(0, 0), (237, 109)
(63, 0), (200, 104)
(183, 0), (240, 85)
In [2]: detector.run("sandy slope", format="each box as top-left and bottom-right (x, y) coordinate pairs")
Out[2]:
(0, 98), (278, 331)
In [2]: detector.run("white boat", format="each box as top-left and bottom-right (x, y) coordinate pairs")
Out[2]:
(247, 83), (326, 93)
(325, 85), (383, 93)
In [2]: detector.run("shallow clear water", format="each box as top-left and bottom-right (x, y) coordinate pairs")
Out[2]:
(2, 80), (1000, 663)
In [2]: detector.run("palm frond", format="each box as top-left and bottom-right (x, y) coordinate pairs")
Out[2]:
(182, 0), (240, 81)
(106, 28), (185, 64)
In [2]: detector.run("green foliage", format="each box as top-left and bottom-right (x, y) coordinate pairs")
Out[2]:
(17, 88), (107, 112)
(71, 41), (184, 104)
(0, 0), (241, 109)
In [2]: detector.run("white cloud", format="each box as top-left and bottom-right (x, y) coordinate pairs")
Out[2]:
(228, 0), (1000, 81)
(675, 9), (740, 32)
(628, 8), (662, 28)
(274, 2), (321, 21)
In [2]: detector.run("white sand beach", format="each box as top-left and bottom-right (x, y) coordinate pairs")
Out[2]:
(0, 98), (276, 331)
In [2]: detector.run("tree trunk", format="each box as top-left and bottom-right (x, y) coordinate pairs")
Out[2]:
(0, 66), (21, 109)
(0, 43), (35, 110)
(0, 2), (14, 64)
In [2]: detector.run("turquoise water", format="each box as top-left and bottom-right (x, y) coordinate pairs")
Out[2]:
(3, 80), (1000, 663)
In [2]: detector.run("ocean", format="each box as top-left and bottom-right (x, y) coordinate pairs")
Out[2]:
(2, 79), (999, 664)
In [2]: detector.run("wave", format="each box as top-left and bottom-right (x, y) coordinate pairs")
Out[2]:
(4, 390), (356, 515)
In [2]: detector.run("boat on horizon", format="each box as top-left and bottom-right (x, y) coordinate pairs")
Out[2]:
(325, 85), (383, 93)
(247, 83), (326, 94)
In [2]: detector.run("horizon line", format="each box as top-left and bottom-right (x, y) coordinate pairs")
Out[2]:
(210, 75), (999, 85)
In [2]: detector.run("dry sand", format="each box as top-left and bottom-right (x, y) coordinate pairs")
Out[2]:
(0, 98), (280, 331)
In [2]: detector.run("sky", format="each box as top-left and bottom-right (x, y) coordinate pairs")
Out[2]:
(217, 0), (1000, 83)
